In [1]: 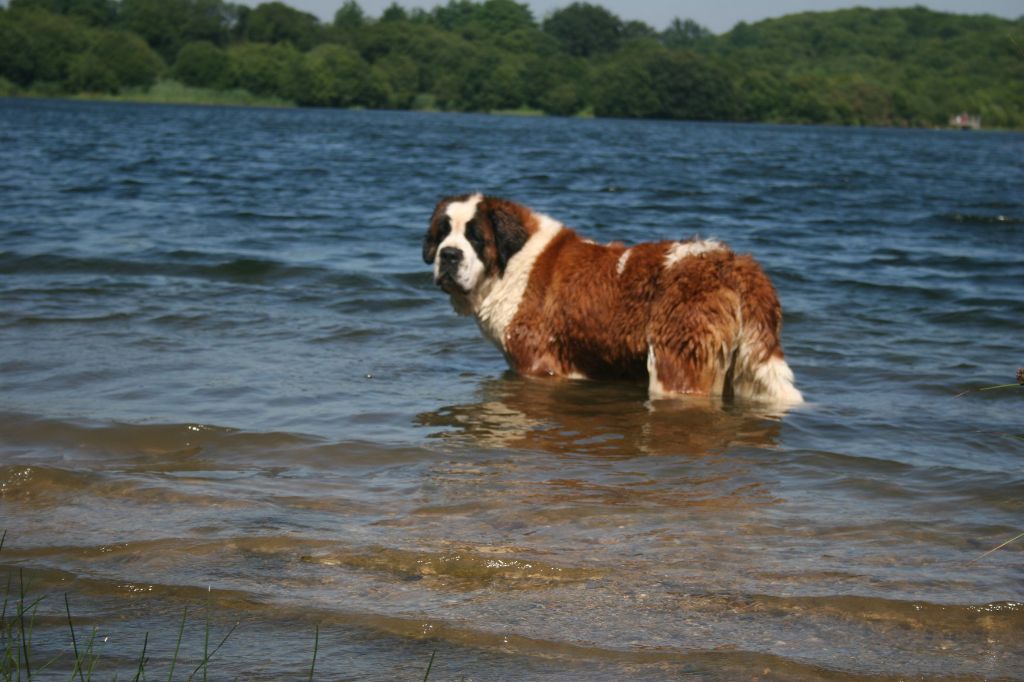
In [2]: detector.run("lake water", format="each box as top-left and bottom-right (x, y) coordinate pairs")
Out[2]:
(1, 98), (1022, 680)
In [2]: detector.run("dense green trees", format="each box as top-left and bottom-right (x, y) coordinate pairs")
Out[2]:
(711, 7), (1024, 127)
(173, 39), (230, 87)
(298, 43), (384, 106)
(542, 2), (622, 57)
(1, 0), (1021, 128)
(0, 16), (39, 85)
(592, 41), (737, 119)
(241, 1), (321, 49)
(93, 28), (163, 86)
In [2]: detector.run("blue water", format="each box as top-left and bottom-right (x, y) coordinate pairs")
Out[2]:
(1, 98), (1022, 680)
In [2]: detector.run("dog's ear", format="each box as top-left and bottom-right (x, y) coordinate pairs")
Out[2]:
(422, 227), (440, 264)
(423, 200), (451, 264)
(488, 204), (529, 274)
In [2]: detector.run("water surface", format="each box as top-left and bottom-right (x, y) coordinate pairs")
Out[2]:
(1, 98), (1022, 680)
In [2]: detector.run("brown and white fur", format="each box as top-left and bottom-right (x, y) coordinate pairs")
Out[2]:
(423, 193), (802, 406)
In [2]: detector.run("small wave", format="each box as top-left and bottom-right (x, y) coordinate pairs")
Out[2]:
(939, 212), (1024, 226)
(59, 183), (107, 194)
(216, 210), (323, 222)
(207, 257), (282, 280)
(0, 412), (434, 469)
(828, 277), (954, 301)
(391, 270), (436, 288)
(0, 250), (331, 285)
(744, 592), (1024, 636)
(0, 412), (289, 460)
(0, 464), (97, 498)
(0, 555), (928, 680)
(3, 311), (134, 327)
(302, 545), (602, 588)
(0, 464), (257, 508)
(925, 307), (1022, 327)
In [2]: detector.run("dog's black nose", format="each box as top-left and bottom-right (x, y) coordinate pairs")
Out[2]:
(440, 247), (462, 266)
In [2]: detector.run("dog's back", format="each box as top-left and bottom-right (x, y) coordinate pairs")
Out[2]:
(504, 230), (801, 404)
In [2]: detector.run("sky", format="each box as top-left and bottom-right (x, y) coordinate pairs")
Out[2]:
(259, 0), (1023, 33)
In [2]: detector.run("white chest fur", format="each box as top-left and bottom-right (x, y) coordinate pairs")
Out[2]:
(471, 214), (563, 351)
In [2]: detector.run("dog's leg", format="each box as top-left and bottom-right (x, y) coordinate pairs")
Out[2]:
(728, 258), (804, 405)
(645, 289), (740, 398)
(737, 354), (803, 405)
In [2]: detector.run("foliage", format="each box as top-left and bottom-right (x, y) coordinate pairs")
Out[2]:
(3, 8), (91, 83)
(91, 27), (163, 87)
(713, 7), (1024, 127)
(3, 0), (1023, 128)
(543, 2), (622, 57)
(117, 0), (177, 58)
(333, 0), (365, 31)
(661, 17), (713, 49)
(372, 52), (419, 108)
(174, 39), (230, 88)
(10, 0), (117, 25)
(83, 77), (294, 106)
(296, 43), (385, 107)
(0, 77), (19, 97)
(241, 1), (322, 50)
(592, 41), (737, 120)
(225, 41), (301, 98)
(64, 49), (119, 92)
(0, 16), (37, 86)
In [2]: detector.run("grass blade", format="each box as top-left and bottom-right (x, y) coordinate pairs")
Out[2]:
(131, 632), (149, 682)
(186, 621), (238, 682)
(3, 573), (9, 647)
(955, 383), (1022, 398)
(967, 530), (1024, 564)
(19, 569), (32, 680)
(203, 593), (210, 682)
(167, 606), (187, 682)
(423, 649), (436, 682)
(307, 624), (318, 682)
(955, 368), (1024, 398)
(66, 593), (86, 682)
(83, 626), (99, 682)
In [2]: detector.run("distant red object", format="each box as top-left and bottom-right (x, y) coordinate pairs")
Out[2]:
(949, 112), (981, 130)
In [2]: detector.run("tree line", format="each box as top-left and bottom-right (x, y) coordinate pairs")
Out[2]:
(1, 0), (1022, 127)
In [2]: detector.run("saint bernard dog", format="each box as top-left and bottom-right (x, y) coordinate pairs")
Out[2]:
(423, 193), (803, 406)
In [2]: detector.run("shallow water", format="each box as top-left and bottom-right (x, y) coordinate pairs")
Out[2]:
(1, 98), (1022, 680)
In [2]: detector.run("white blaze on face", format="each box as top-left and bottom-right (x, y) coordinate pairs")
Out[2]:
(433, 193), (486, 293)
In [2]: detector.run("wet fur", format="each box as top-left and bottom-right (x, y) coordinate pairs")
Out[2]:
(423, 194), (802, 406)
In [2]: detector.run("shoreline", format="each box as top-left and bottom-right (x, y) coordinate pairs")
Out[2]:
(1, 85), (1017, 132)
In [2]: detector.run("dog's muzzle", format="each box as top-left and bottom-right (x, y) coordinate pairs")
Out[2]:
(436, 247), (465, 293)
(439, 247), (462, 271)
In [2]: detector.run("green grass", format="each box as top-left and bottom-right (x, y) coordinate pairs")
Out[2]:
(69, 80), (295, 108)
(4, 79), (295, 109)
(0, 78), (19, 98)
(954, 367), (1024, 398)
(0, 531), (446, 681)
(488, 107), (546, 117)
(0, 529), (243, 682)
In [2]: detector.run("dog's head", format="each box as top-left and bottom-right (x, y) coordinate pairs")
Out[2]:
(423, 193), (530, 308)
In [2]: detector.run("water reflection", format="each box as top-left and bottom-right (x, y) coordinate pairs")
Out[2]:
(416, 374), (783, 457)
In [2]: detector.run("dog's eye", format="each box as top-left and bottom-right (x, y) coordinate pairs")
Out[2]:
(465, 219), (485, 248)
(438, 218), (451, 240)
